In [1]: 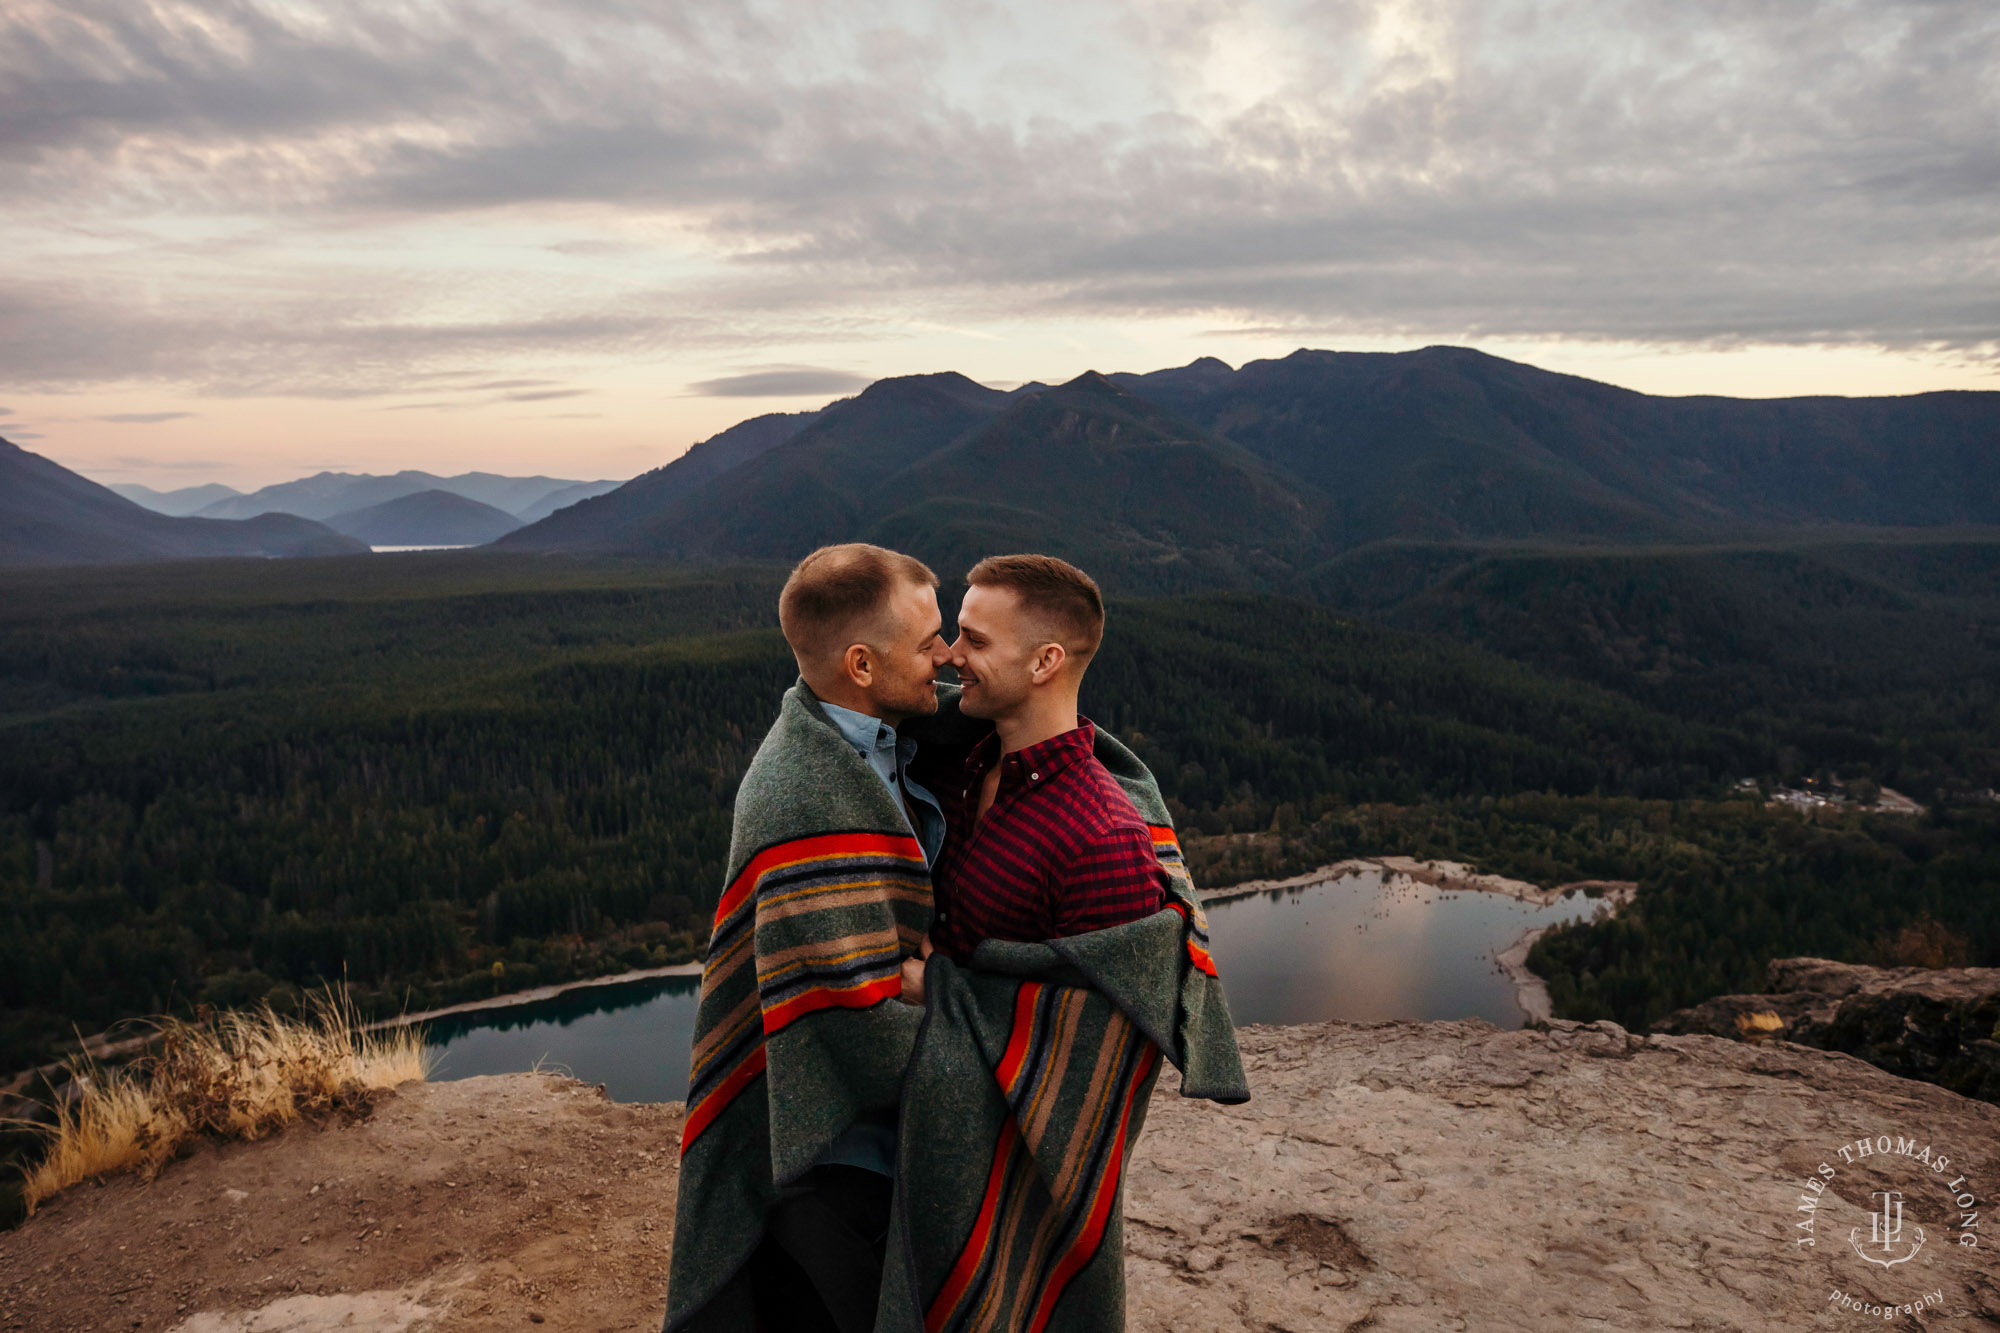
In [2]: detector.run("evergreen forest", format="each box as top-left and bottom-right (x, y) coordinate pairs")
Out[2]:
(2, 538), (1997, 1079)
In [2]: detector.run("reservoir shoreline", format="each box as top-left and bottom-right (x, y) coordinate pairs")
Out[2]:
(4, 860), (1635, 1106)
(362, 962), (704, 1034)
(1203, 858), (1636, 1024)
(391, 858), (1639, 1035)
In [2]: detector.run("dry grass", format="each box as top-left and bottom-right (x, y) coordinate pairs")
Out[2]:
(12, 986), (431, 1215)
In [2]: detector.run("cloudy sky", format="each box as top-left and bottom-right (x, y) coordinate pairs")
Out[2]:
(4, 0), (1997, 490)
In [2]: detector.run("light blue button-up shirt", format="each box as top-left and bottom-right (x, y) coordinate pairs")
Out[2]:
(811, 698), (945, 1178)
(819, 700), (946, 866)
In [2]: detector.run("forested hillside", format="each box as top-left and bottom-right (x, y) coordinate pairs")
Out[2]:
(0, 556), (1730, 1073)
(1316, 534), (2000, 795)
(1119, 347), (2000, 538)
(1189, 795), (2000, 1034)
(2, 543), (1997, 1076)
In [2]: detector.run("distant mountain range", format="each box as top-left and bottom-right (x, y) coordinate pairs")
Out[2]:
(108, 469), (621, 547)
(178, 470), (621, 526)
(0, 438), (365, 566)
(322, 490), (524, 547)
(107, 482), (243, 517)
(498, 346), (2000, 590)
(16, 346), (2000, 572)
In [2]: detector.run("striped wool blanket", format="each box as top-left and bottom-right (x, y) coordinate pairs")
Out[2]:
(879, 827), (1247, 1333)
(663, 680), (1247, 1332)
(665, 679), (932, 1331)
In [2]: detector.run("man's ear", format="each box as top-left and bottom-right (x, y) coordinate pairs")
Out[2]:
(1028, 642), (1067, 685)
(843, 642), (873, 689)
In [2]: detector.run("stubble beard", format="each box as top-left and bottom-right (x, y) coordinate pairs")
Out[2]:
(956, 677), (1020, 723)
(892, 671), (940, 719)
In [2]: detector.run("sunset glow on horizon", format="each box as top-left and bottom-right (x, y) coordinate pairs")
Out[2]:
(6, 0), (1996, 493)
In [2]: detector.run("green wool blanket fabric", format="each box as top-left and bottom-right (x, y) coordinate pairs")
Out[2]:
(664, 681), (1248, 1333)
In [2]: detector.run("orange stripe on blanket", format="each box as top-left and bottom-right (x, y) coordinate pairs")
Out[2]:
(1185, 939), (1219, 977)
(925, 1115), (1022, 1332)
(760, 972), (904, 1035)
(711, 831), (926, 930)
(994, 982), (1044, 1095)
(1165, 901), (1220, 976)
(680, 1045), (766, 1155)
(1026, 1043), (1161, 1333)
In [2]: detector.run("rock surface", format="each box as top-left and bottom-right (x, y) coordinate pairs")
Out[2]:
(4, 1021), (1998, 1331)
(1656, 956), (2000, 1105)
(1130, 1020), (2000, 1331)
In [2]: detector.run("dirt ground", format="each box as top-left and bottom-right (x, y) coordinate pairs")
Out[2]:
(9, 1022), (2000, 1332)
(0, 1074), (683, 1333)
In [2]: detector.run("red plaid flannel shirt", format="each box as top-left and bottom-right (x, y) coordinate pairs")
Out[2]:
(928, 718), (1169, 962)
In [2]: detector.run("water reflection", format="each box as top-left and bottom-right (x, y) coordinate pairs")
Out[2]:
(425, 870), (1604, 1102)
(423, 973), (700, 1103)
(1203, 869), (1598, 1026)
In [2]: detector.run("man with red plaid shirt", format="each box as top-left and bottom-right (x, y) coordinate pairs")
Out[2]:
(902, 554), (1168, 990)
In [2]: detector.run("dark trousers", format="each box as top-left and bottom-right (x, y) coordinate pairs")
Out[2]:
(749, 1164), (894, 1333)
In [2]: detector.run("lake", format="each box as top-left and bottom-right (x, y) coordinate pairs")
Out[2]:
(423, 868), (1605, 1103)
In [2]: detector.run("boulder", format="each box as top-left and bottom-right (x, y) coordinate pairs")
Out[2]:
(1655, 957), (2000, 1104)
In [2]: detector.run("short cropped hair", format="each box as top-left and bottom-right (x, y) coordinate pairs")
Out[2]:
(965, 553), (1104, 658)
(779, 543), (938, 666)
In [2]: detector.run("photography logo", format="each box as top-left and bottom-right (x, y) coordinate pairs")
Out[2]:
(1787, 1130), (1983, 1321)
(1851, 1190), (1922, 1268)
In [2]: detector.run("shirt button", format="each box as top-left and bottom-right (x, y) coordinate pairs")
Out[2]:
(1030, 772), (1040, 781)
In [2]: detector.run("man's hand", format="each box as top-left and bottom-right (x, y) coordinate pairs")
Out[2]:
(898, 936), (935, 1006)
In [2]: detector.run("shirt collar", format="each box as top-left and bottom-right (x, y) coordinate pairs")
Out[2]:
(818, 698), (915, 764)
(818, 698), (895, 754)
(966, 718), (1097, 789)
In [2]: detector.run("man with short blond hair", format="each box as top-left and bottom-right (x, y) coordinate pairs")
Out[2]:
(667, 542), (950, 1333)
(779, 543), (941, 683)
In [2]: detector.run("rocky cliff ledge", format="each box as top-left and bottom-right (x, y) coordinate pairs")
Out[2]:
(3, 1020), (1997, 1331)
(1656, 957), (2000, 1105)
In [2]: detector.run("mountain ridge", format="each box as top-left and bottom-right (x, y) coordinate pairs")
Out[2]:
(27, 345), (2000, 573)
(494, 408), (820, 552)
(501, 345), (2000, 588)
(323, 490), (524, 547)
(495, 375), (1010, 557)
(0, 437), (366, 566)
(196, 470), (621, 523)
(109, 482), (243, 517)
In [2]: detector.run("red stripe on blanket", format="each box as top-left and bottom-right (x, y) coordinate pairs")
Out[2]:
(1165, 901), (1220, 977)
(711, 830), (927, 930)
(925, 1115), (1022, 1332)
(994, 982), (1044, 1094)
(680, 1045), (767, 1156)
(760, 972), (904, 1035)
(1025, 1043), (1161, 1333)
(1185, 939), (1219, 977)
(1146, 825), (1180, 852)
